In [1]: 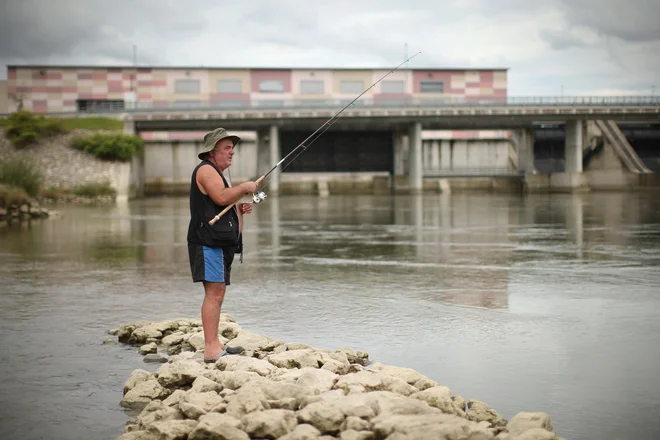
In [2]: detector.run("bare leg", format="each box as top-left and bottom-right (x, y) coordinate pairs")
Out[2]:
(201, 281), (225, 359)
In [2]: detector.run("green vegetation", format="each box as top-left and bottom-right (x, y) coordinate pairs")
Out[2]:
(72, 133), (143, 161)
(0, 119), (9, 127)
(0, 184), (30, 207)
(59, 117), (123, 131)
(0, 156), (43, 197)
(4, 110), (68, 148)
(72, 181), (117, 197)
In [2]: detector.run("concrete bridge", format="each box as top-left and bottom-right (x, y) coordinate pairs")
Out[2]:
(99, 96), (660, 195)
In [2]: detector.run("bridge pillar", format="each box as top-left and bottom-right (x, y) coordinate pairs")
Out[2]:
(550, 120), (588, 191)
(408, 122), (423, 193)
(268, 125), (280, 195)
(123, 119), (145, 198)
(517, 128), (536, 174)
(565, 120), (583, 173)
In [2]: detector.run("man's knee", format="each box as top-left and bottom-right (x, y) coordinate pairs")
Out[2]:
(204, 282), (226, 301)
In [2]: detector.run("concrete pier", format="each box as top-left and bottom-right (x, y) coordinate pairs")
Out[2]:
(408, 122), (423, 193)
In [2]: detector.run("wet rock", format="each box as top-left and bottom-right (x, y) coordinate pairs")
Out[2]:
(139, 342), (158, 355)
(506, 412), (554, 437)
(143, 354), (168, 364)
(466, 398), (507, 430)
(120, 379), (169, 409)
(124, 369), (154, 395)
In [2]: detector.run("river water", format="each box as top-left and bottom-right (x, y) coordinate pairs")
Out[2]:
(0, 192), (659, 440)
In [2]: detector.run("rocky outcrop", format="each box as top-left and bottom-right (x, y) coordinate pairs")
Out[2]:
(111, 316), (564, 440)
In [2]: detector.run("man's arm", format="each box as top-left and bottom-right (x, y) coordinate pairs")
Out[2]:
(196, 165), (257, 206)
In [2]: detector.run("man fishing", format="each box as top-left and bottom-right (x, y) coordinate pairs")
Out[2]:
(187, 128), (258, 363)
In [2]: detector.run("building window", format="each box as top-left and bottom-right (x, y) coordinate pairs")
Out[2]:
(259, 80), (285, 93)
(217, 79), (242, 93)
(175, 79), (200, 94)
(382, 80), (404, 94)
(420, 81), (444, 93)
(340, 80), (364, 94)
(300, 80), (324, 94)
(298, 99), (327, 107)
(174, 100), (201, 108)
(76, 99), (124, 112)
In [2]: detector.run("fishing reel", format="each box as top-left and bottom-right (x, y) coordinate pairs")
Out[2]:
(252, 191), (268, 204)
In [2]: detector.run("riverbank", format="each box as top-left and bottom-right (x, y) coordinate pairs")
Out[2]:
(112, 316), (562, 440)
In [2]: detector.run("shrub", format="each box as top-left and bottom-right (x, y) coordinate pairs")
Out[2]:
(5, 110), (68, 148)
(38, 186), (72, 199)
(59, 117), (123, 131)
(72, 133), (143, 161)
(73, 181), (117, 197)
(0, 156), (43, 197)
(0, 184), (30, 207)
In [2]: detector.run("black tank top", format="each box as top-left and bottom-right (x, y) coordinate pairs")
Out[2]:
(187, 160), (240, 246)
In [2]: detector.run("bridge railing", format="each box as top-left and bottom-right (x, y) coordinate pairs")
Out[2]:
(25, 95), (660, 115)
(423, 167), (525, 178)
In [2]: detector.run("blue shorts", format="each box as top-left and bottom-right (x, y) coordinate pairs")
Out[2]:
(188, 243), (235, 285)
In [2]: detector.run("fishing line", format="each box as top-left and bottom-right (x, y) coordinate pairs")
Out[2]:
(210, 51), (421, 225)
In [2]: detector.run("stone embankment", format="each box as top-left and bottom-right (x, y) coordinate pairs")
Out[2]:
(0, 128), (127, 191)
(110, 315), (563, 440)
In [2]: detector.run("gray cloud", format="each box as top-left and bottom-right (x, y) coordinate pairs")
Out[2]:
(0, 0), (657, 95)
(539, 29), (588, 50)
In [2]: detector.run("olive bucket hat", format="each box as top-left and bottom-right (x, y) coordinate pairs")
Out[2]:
(197, 128), (241, 160)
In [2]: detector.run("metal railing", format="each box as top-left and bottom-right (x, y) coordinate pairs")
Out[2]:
(424, 167), (525, 177)
(8, 95), (657, 116)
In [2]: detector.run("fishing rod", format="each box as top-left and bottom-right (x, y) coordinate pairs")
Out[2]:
(209, 51), (421, 226)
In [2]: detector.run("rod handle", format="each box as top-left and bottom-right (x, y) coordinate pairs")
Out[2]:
(208, 175), (266, 225)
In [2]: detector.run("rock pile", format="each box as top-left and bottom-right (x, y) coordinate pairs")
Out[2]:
(111, 315), (563, 440)
(0, 199), (57, 221)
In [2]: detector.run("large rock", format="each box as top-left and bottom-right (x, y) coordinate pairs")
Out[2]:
(298, 401), (346, 434)
(219, 321), (242, 339)
(123, 369), (154, 395)
(274, 367), (339, 392)
(215, 355), (278, 376)
(335, 348), (370, 366)
(241, 409), (297, 439)
(506, 412), (554, 437)
(147, 419), (197, 440)
(371, 413), (493, 440)
(227, 330), (283, 353)
(410, 386), (465, 416)
(267, 349), (321, 369)
(333, 370), (417, 396)
(278, 423), (322, 440)
(136, 401), (183, 431)
(179, 391), (226, 419)
(156, 360), (207, 388)
(121, 379), (169, 408)
(129, 325), (163, 344)
(204, 370), (262, 390)
(188, 413), (248, 440)
(466, 399), (507, 429)
(368, 362), (435, 388)
(191, 376), (224, 393)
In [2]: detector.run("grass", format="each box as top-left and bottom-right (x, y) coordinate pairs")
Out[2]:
(0, 184), (29, 207)
(0, 116), (122, 131)
(0, 156), (43, 197)
(59, 117), (123, 131)
(72, 181), (117, 197)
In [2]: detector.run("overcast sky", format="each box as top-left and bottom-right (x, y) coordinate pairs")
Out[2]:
(1, 0), (658, 96)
